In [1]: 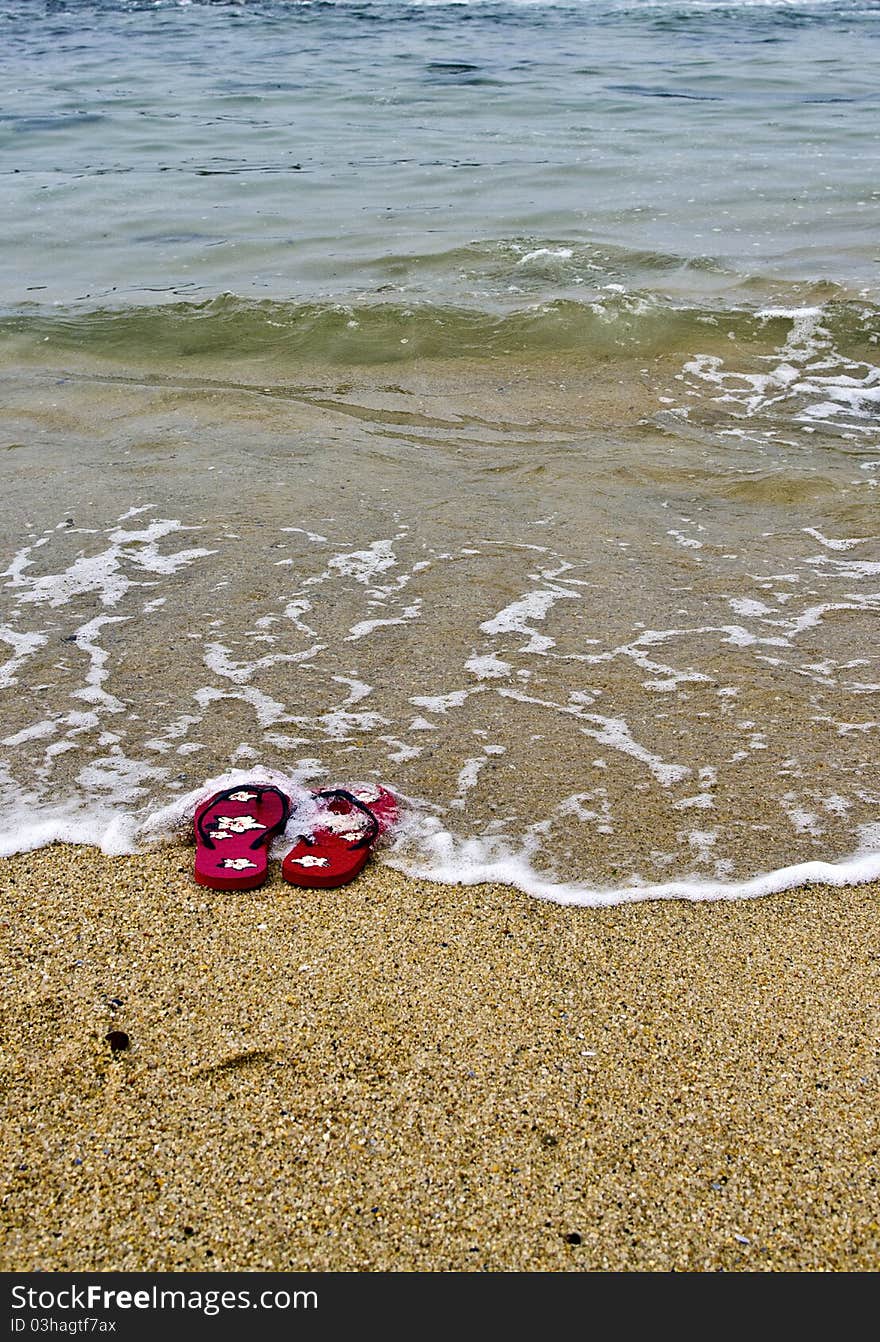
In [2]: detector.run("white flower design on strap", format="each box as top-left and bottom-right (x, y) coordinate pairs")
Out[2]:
(215, 814), (266, 834)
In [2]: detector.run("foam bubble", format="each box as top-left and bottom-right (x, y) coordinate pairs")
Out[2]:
(465, 652), (512, 679)
(480, 585), (579, 654)
(0, 626), (48, 688)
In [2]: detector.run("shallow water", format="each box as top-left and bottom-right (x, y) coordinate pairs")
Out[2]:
(1, 0), (878, 902)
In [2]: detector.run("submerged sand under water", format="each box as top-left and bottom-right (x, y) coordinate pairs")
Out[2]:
(1, 347), (878, 894)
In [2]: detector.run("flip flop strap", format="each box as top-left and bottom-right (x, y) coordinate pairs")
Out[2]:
(196, 785), (291, 851)
(312, 787), (380, 850)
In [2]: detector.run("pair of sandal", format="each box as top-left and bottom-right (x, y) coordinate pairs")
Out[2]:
(192, 782), (398, 892)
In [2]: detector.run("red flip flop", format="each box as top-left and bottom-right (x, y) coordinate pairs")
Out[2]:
(281, 787), (382, 889)
(345, 783), (400, 836)
(193, 784), (291, 891)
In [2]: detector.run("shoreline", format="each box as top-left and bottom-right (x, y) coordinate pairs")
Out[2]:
(1, 844), (878, 1272)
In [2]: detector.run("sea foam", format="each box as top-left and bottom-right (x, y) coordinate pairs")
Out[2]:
(1, 766), (877, 911)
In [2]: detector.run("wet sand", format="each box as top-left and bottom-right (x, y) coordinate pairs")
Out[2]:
(1, 844), (877, 1272)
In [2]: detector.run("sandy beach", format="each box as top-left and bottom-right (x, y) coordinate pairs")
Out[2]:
(3, 0), (879, 1286)
(1, 844), (877, 1273)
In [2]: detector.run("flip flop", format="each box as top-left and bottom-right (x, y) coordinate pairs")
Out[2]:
(281, 787), (382, 889)
(193, 784), (291, 891)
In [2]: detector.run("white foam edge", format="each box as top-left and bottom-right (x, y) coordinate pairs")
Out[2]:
(136, 765), (315, 847)
(0, 768), (308, 859)
(382, 816), (880, 909)
(0, 802), (141, 859)
(3, 780), (879, 909)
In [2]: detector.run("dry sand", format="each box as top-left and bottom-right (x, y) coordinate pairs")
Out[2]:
(1, 844), (878, 1272)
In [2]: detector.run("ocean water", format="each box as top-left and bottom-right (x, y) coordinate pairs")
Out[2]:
(1, 0), (878, 905)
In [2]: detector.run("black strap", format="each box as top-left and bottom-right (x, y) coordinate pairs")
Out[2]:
(196, 785), (291, 852)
